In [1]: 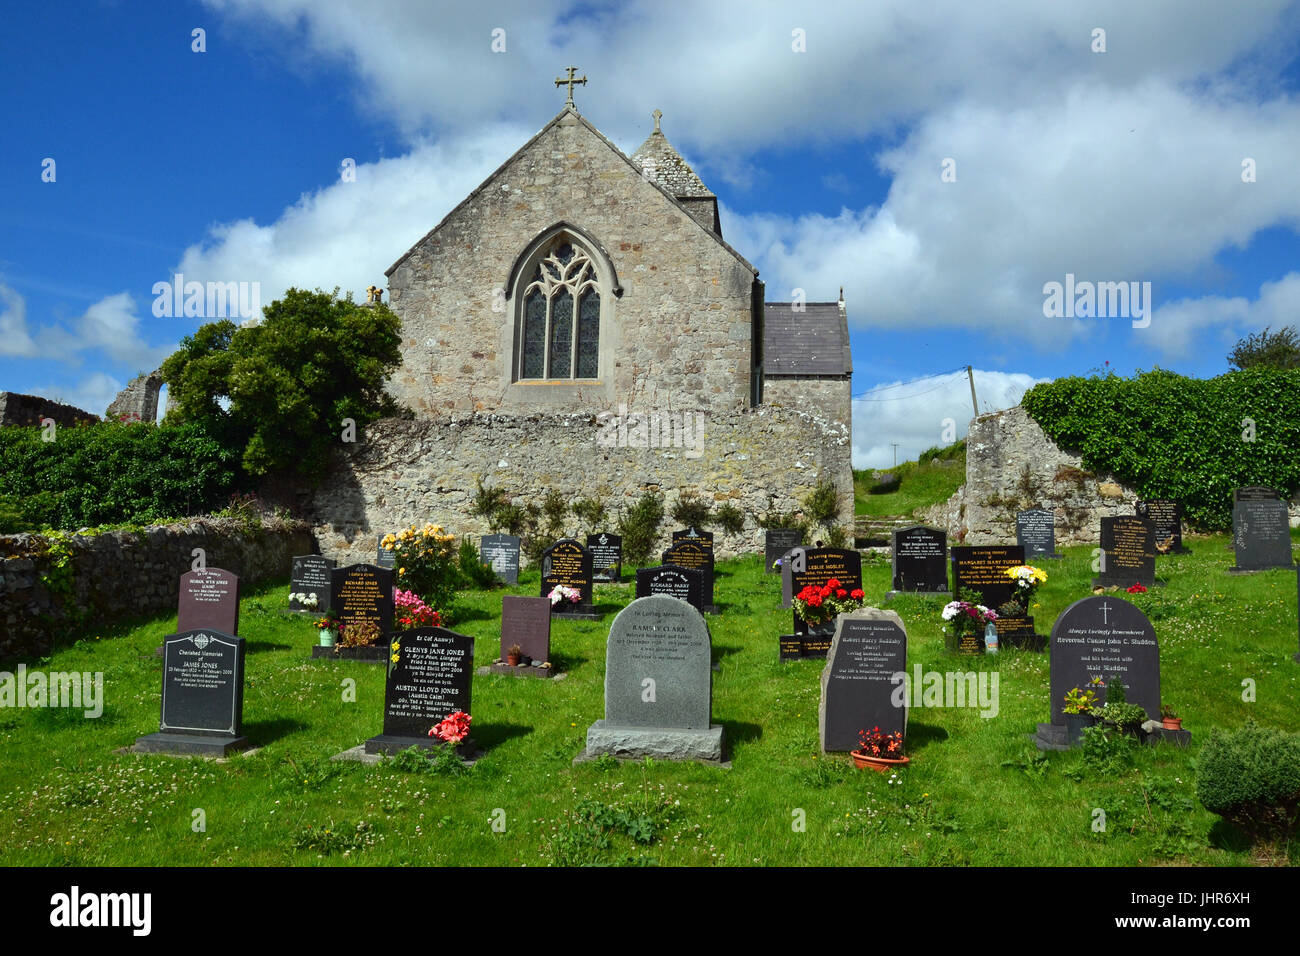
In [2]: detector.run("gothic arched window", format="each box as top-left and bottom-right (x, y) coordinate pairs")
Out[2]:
(518, 238), (601, 380)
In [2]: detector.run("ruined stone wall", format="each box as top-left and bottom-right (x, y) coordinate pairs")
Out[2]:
(105, 372), (163, 422)
(303, 407), (853, 566)
(762, 378), (852, 426)
(0, 392), (98, 428)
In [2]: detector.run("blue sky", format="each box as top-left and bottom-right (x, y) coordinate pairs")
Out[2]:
(3, 0), (1299, 467)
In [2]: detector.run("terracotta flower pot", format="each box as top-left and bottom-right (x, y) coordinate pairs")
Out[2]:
(506, 654), (521, 666)
(1162, 717), (1182, 730)
(851, 751), (910, 772)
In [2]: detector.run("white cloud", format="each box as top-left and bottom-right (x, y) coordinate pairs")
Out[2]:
(30, 373), (123, 419)
(1145, 272), (1300, 360)
(0, 284), (39, 357)
(0, 285), (170, 372)
(853, 369), (1047, 469)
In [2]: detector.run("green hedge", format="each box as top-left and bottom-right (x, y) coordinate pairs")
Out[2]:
(0, 420), (241, 532)
(1196, 722), (1300, 848)
(1020, 367), (1300, 530)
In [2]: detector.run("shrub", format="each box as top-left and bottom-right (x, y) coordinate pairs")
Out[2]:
(803, 479), (841, 530)
(757, 502), (810, 538)
(714, 503), (745, 536)
(1196, 722), (1300, 852)
(470, 476), (509, 527)
(380, 523), (460, 612)
(571, 496), (610, 535)
(540, 490), (569, 539)
(825, 525), (849, 548)
(670, 491), (712, 529)
(618, 491), (665, 567)
(457, 536), (499, 590)
(1021, 367), (1300, 530)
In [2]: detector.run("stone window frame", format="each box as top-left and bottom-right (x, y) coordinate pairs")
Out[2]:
(503, 223), (622, 404)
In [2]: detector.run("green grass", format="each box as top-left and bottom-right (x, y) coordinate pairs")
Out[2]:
(855, 441), (966, 517)
(1, 532), (1297, 866)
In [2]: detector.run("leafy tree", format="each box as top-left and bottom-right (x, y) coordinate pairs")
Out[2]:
(1228, 326), (1300, 371)
(161, 288), (404, 480)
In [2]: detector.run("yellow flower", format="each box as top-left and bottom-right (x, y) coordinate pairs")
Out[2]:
(390, 653), (399, 663)
(399, 568), (405, 574)
(390, 641), (401, 651)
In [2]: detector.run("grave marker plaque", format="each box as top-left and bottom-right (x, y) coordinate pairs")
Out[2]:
(1016, 508), (1061, 560)
(366, 627), (473, 754)
(480, 534), (521, 585)
(289, 556), (335, 613)
(134, 629), (248, 756)
(540, 538), (597, 617)
(1096, 516), (1157, 587)
(588, 532), (623, 583)
(891, 526), (948, 592)
(819, 610), (908, 753)
(1231, 499), (1294, 571)
(635, 564), (705, 615)
(765, 529), (803, 574)
(950, 546), (1024, 608)
(1135, 500), (1189, 555)
(1234, 486), (1281, 502)
(177, 568), (241, 636)
(329, 564), (395, 637)
(662, 540), (716, 612)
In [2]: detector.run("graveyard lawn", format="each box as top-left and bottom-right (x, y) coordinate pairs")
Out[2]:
(0, 533), (1296, 867)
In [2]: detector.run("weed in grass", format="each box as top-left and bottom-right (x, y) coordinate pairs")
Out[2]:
(380, 744), (469, 777)
(1001, 749), (1051, 778)
(290, 820), (380, 857)
(277, 754), (341, 792)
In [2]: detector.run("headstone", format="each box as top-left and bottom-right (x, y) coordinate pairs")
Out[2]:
(329, 564), (395, 638)
(780, 546), (801, 608)
(671, 527), (714, 568)
(950, 545), (1024, 608)
(785, 547), (865, 658)
(365, 627), (474, 754)
(177, 568), (241, 635)
(1231, 498), (1294, 571)
(1234, 485), (1281, 502)
(635, 564), (705, 615)
(1038, 596), (1160, 750)
(1135, 500), (1189, 555)
(1016, 508), (1062, 560)
(289, 556), (335, 613)
(375, 536), (397, 570)
(819, 609), (908, 753)
(134, 630), (248, 756)
(480, 533), (521, 585)
(1095, 516), (1157, 588)
(765, 528), (803, 574)
(577, 595), (724, 763)
(890, 526), (948, 593)
(540, 538), (598, 618)
(587, 532), (623, 583)
(661, 540), (716, 613)
(500, 595), (551, 663)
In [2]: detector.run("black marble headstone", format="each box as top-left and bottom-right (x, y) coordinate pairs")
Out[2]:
(662, 541), (715, 613)
(1096, 516), (1157, 587)
(635, 564), (705, 615)
(819, 611), (908, 752)
(891, 526), (948, 592)
(480, 533), (521, 585)
(587, 532), (623, 583)
(1048, 596), (1160, 725)
(1135, 500), (1189, 555)
(765, 528), (803, 574)
(329, 564), (395, 638)
(1016, 508), (1061, 560)
(366, 627), (473, 753)
(135, 629), (247, 756)
(540, 538), (596, 616)
(788, 547), (865, 643)
(950, 546), (1024, 608)
(1231, 499), (1294, 571)
(177, 568), (241, 636)
(289, 556), (335, 613)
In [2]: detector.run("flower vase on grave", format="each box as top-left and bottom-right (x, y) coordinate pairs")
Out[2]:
(319, 628), (336, 647)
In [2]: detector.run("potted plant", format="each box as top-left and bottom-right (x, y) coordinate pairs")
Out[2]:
(851, 726), (908, 771)
(793, 578), (867, 638)
(1160, 704), (1182, 731)
(339, 619), (382, 648)
(941, 598), (997, 654)
(1062, 685), (1100, 746)
(315, 610), (342, 647)
(505, 643), (522, 667)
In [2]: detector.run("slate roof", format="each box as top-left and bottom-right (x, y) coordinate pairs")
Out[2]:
(762, 302), (853, 376)
(630, 129), (715, 198)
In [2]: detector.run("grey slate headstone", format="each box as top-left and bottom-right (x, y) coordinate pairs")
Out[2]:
(289, 556), (335, 612)
(375, 536), (397, 569)
(1048, 596), (1160, 725)
(1135, 500), (1189, 555)
(1231, 499), (1294, 571)
(891, 526), (948, 592)
(1096, 515), (1157, 587)
(134, 629), (248, 756)
(765, 528), (803, 574)
(1016, 508), (1061, 560)
(588, 532), (623, 583)
(635, 564), (705, 615)
(604, 596), (711, 730)
(819, 609), (908, 753)
(950, 545), (1024, 608)
(480, 533), (521, 585)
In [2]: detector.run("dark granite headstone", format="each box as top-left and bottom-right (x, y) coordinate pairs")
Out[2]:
(480, 533), (521, 585)
(501, 595), (550, 663)
(1096, 516), (1157, 587)
(177, 568), (240, 636)
(375, 536), (397, 570)
(950, 546), (1024, 608)
(578, 595), (723, 763)
(329, 564), (395, 638)
(662, 541), (715, 613)
(588, 532), (623, 583)
(1016, 508), (1061, 560)
(366, 627), (473, 754)
(671, 527), (714, 569)
(785, 547), (865, 657)
(289, 556), (335, 613)
(540, 538), (597, 617)
(765, 528), (803, 574)
(891, 526), (948, 592)
(1135, 500), (1189, 555)
(819, 610), (908, 753)
(1296, 570), (1300, 663)
(780, 546), (802, 608)
(635, 564), (705, 614)
(1231, 499), (1294, 571)
(1046, 596), (1160, 726)
(134, 629), (247, 756)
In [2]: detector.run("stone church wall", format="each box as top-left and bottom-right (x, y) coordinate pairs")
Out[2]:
(304, 407), (853, 565)
(762, 377), (852, 426)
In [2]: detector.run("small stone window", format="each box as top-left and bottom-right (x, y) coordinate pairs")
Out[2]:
(518, 239), (601, 380)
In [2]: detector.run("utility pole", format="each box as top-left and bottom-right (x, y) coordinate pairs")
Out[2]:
(891, 443), (900, 467)
(967, 366), (979, 418)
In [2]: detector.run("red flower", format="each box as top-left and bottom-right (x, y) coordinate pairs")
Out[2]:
(1126, 583), (1147, 594)
(806, 593), (823, 607)
(826, 578), (841, 590)
(835, 589), (847, 599)
(850, 589), (864, 600)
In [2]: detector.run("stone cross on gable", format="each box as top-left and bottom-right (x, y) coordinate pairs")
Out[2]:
(652, 109), (662, 132)
(555, 66), (587, 108)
